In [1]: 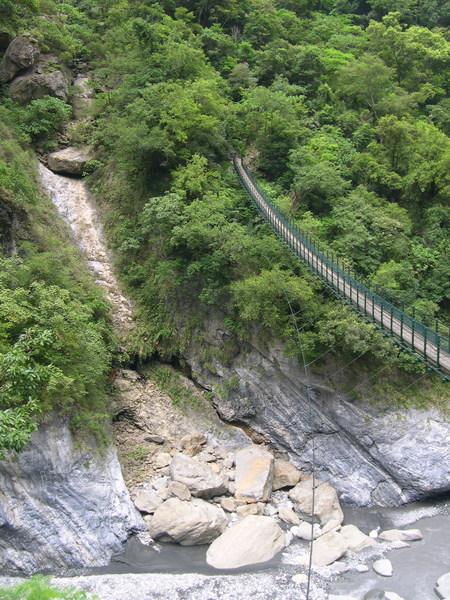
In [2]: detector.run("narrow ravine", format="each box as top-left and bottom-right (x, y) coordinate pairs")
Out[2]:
(38, 163), (134, 338)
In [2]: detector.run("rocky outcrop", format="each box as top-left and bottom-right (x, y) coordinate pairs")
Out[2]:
(206, 515), (286, 569)
(0, 35), (39, 82)
(0, 418), (143, 574)
(235, 446), (274, 502)
(47, 147), (92, 175)
(184, 319), (450, 506)
(149, 497), (227, 545)
(10, 54), (71, 104)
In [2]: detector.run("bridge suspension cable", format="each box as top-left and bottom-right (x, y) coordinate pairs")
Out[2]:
(233, 156), (450, 380)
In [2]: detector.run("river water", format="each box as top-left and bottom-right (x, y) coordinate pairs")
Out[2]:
(31, 166), (450, 600)
(0, 495), (441, 600)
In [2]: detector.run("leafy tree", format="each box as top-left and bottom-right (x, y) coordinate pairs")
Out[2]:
(369, 259), (417, 304)
(367, 13), (450, 91)
(327, 187), (412, 273)
(19, 96), (72, 144)
(334, 53), (397, 120)
(0, 0), (39, 33)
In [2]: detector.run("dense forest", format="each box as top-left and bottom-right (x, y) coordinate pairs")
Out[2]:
(0, 0), (449, 454)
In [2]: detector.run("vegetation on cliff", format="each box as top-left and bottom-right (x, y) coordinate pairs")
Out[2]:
(0, 0), (449, 454)
(0, 96), (112, 455)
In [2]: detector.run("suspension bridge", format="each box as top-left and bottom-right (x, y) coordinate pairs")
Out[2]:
(233, 156), (450, 378)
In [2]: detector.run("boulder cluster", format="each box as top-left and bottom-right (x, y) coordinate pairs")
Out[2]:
(0, 34), (71, 104)
(131, 434), (422, 575)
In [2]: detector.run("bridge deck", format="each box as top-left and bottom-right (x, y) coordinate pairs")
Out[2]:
(234, 157), (450, 376)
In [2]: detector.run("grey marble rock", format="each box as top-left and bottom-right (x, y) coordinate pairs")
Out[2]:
(0, 418), (143, 574)
(185, 319), (450, 506)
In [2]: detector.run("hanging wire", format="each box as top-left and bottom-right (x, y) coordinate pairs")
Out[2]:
(283, 292), (315, 600)
(305, 339), (345, 367)
(313, 348), (370, 388)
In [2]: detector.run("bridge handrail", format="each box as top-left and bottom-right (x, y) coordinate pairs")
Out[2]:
(233, 157), (450, 374)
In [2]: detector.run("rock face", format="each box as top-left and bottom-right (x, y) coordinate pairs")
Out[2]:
(47, 147), (92, 176)
(148, 497), (227, 545)
(0, 35), (39, 82)
(206, 515), (286, 569)
(184, 321), (450, 506)
(435, 572), (450, 600)
(170, 453), (228, 498)
(0, 419), (143, 574)
(9, 54), (71, 104)
(235, 446), (274, 502)
(289, 477), (344, 525)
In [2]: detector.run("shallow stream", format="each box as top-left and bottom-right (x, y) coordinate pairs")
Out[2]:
(20, 495), (444, 600)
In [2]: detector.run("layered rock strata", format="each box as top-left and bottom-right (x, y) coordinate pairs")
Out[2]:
(184, 319), (450, 506)
(0, 419), (143, 574)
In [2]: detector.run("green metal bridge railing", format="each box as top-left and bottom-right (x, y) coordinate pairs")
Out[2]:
(233, 156), (450, 378)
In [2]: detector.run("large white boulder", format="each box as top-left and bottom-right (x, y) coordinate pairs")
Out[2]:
(289, 477), (344, 525)
(311, 530), (346, 567)
(47, 147), (92, 176)
(436, 572), (450, 599)
(149, 497), (227, 545)
(340, 524), (374, 552)
(206, 515), (285, 569)
(379, 528), (422, 542)
(170, 453), (227, 499)
(235, 446), (274, 502)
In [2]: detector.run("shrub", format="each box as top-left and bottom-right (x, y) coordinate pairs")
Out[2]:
(0, 575), (96, 600)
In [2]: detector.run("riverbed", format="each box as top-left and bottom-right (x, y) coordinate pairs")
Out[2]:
(1, 496), (447, 600)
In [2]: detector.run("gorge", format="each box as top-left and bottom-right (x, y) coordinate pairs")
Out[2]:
(0, 2), (449, 599)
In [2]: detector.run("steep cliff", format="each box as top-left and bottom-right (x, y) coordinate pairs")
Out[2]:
(0, 418), (143, 574)
(186, 318), (450, 507)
